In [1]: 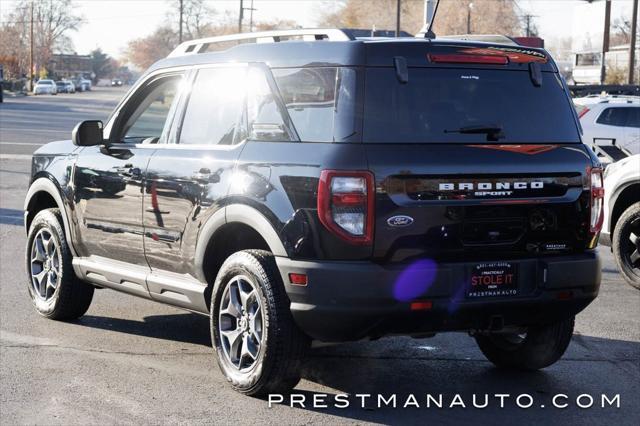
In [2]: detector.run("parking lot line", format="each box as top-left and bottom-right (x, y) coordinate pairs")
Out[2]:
(0, 154), (33, 160)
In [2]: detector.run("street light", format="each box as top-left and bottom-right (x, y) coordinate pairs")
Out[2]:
(467, 2), (474, 34)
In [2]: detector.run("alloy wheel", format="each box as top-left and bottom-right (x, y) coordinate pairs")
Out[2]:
(622, 216), (640, 274)
(29, 229), (61, 301)
(218, 275), (265, 372)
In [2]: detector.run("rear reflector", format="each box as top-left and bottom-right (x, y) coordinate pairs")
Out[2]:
(288, 273), (308, 286)
(428, 53), (509, 65)
(410, 301), (433, 311)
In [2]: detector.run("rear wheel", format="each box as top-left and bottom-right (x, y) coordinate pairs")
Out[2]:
(210, 250), (308, 396)
(475, 317), (574, 370)
(26, 208), (94, 320)
(612, 202), (640, 290)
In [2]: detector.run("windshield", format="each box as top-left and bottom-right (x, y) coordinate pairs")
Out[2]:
(363, 68), (580, 144)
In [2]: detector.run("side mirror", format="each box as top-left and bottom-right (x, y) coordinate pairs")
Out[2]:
(72, 120), (104, 146)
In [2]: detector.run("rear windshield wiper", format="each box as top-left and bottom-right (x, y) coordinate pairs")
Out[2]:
(444, 124), (505, 141)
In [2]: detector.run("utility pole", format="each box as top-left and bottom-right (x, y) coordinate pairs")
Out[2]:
(420, 0), (436, 35)
(249, 0), (255, 33)
(179, 0), (183, 43)
(396, 0), (401, 37)
(600, 0), (611, 84)
(523, 14), (537, 37)
(29, 0), (34, 91)
(629, 0), (638, 84)
(238, 0), (243, 33)
(467, 2), (474, 34)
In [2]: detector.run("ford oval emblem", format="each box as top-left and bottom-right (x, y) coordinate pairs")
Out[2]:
(387, 215), (414, 227)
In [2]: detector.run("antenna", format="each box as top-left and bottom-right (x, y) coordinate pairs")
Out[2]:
(424, 0), (441, 39)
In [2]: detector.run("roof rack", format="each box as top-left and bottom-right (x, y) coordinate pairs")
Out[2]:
(167, 29), (354, 58)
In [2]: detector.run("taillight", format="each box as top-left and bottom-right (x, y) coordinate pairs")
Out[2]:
(427, 53), (509, 65)
(317, 170), (375, 245)
(588, 167), (605, 235)
(578, 106), (590, 119)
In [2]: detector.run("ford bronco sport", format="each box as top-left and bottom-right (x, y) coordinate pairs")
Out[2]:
(24, 29), (602, 396)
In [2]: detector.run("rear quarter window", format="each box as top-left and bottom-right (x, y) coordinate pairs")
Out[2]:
(272, 67), (357, 142)
(596, 108), (628, 127)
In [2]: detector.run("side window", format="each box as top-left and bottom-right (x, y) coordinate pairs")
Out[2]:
(179, 67), (247, 145)
(596, 107), (628, 127)
(121, 76), (182, 144)
(247, 67), (293, 142)
(625, 107), (639, 128)
(272, 67), (358, 142)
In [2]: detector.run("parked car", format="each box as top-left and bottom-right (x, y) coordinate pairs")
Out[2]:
(601, 155), (640, 289)
(575, 96), (640, 159)
(80, 79), (92, 91)
(33, 79), (57, 95)
(55, 80), (75, 94)
(72, 78), (91, 92)
(24, 29), (603, 397)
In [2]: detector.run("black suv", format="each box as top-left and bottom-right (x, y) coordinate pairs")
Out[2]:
(24, 29), (603, 396)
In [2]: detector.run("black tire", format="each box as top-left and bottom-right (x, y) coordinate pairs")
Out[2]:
(210, 250), (308, 396)
(612, 202), (640, 290)
(25, 208), (94, 320)
(475, 317), (574, 370)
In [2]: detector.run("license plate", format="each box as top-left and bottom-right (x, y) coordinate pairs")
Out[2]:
(467, 262), (518, 298)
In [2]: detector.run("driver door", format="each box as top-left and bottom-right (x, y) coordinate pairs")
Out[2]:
(72, 72), (185, 270)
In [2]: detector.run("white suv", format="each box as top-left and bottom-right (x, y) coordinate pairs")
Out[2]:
(601, 154), (640, 289)
(575, 96), (639, 160)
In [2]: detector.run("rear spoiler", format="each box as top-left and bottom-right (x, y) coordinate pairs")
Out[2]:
(435, 34), (544, 48)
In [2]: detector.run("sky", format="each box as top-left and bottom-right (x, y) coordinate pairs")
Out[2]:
(0, 0), (636, 60)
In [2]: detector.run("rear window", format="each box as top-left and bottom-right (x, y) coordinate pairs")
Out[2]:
(363, 68), (580, 143)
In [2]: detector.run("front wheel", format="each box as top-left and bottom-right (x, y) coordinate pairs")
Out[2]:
(612, 202), (640, 290)
(210, 250), (308, 396)
(25, 208), (94, 320)
(475, 317), (574, 370)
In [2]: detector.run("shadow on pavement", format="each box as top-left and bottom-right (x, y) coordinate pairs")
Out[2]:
(291, 335), (639, 424)
(78, 313), (211, 347)
(72, 309), (639, 424)
(0, 208), (24, 226)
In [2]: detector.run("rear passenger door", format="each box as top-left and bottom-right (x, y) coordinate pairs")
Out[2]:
(143, 65), (251, 283)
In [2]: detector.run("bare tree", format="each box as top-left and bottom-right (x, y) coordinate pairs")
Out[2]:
(0, 0), (82, 78)
(610, 16), (639, 47)
(169, 0), (216, 40)
(319, 0), (522, 37)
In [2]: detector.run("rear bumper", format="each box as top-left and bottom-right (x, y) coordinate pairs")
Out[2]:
(277, 252), (601, 342)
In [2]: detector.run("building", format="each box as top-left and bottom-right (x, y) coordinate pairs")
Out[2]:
(48, 54), (92, 80)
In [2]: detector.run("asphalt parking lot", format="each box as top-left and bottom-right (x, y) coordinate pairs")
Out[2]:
(1, 88), (639, 425)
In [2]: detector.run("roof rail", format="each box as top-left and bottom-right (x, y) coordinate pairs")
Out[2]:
(167, 29), (354, 58)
